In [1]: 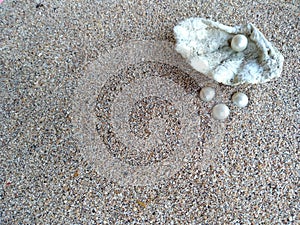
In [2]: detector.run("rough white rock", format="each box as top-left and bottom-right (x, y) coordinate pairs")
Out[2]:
(174, 18), (284, 86)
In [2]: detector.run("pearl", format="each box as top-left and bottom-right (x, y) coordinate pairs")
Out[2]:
(232, 92), (249, 108)
(231, 34), (248, 52)
(200, 87), (215, 102)
(212, 104), (230, 120)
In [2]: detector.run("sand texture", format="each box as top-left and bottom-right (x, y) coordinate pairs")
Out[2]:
(1, 0), (299, 224)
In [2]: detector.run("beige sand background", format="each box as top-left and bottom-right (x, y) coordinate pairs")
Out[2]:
(1, 0), (299, 224)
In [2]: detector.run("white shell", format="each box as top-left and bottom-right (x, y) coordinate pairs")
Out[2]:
(232, 92), (249, 108)
(200, 87), (215, 102)
(212, 104), (230, 120)
(174, 18), (284, 86)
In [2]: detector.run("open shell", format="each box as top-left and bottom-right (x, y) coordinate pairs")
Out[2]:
(174, 18), (284, 86)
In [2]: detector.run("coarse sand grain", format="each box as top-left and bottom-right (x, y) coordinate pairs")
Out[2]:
(1, 0), (299, 224)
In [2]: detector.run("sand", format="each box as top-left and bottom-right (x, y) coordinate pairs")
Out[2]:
(1, 0), (299, 224)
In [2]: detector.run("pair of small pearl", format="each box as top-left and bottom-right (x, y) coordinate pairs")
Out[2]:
(213, 92), (248, 120)
(200, 87), (248, 120)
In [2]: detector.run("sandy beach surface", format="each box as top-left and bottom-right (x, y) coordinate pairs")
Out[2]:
(1, 0), (299, 224)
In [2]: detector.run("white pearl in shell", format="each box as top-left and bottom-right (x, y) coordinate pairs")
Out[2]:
(232, 92), (249, 108)
(231, 34), (248, 52)
(212, 104), (230, 120)
(200, 87), (215, 102)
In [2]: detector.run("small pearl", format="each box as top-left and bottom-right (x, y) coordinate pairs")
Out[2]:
(212, 104), (230, 120)
(232, 92), (249, 108)
(231, 34), (248, 52)
(200, 87), (215, 102)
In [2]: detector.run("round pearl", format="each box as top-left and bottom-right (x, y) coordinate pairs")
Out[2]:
(200, 87), (215, 102)
(231, 34), (248, 52)
(212, 104), (230, 120)
(232, 92), (249, 108)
